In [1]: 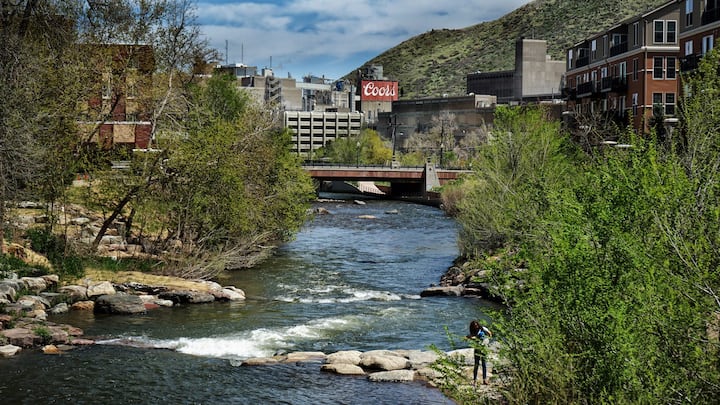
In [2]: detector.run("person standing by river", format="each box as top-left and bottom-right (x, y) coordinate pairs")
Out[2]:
(467, 320), (492, 385)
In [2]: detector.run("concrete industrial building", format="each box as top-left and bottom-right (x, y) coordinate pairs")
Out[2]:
(467, 38), (566, 103)
(284, 111), (364, 158)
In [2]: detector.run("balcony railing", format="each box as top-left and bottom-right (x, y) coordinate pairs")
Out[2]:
(562, 87), (577, 101)
(576, 56), (590, 68)
(681, 53), (701, 72)
(702, 8), (720, 25)
(609, 41), (628, 57)
(600, 77), (613, 92)
(612, 77), (628, 92)
(576, 82), (594, 97)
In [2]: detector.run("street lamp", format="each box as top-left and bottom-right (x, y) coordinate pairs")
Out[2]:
(356, 141), (361, 167)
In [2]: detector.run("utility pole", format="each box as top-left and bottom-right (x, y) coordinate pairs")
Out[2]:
(389, 114), (400, 168)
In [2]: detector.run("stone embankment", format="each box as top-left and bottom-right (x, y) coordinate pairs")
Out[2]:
(0, 273), (245, 357)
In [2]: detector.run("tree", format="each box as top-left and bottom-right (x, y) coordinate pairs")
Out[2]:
(456, 105), (578, 255)
(0, 1), (86, 252)
(126, 75), (315, 278)
(318, 129), (392, 165)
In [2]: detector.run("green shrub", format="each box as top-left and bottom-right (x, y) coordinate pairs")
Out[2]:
(33, 326), (52, 345)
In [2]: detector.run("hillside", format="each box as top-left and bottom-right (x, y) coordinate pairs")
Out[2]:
(355, 0), (668, 98)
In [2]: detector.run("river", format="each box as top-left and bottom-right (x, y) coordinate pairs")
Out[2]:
(0, 199), (494, 404)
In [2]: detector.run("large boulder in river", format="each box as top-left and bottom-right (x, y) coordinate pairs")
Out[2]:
(420, 286), (465, 297)
(158, 290), (215, 304)
(94, 294), (146, 315)
(321, 363), (366, 375)
(326, 350), (362, 365)
(368, 369), (416, 382)
(360, 351), (410, 371)
(0, 344), (22, 357)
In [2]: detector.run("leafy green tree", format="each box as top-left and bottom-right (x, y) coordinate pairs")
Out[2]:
(134, 75), (314, 277)
(457, 105), (579, 255)
(318, 129), (391, 165)
(448, 84), (720, 403)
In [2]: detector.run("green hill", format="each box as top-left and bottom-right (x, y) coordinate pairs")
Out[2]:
(355, 0), (668, 98)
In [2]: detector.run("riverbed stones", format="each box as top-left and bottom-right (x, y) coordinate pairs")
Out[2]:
(320, 363), (366, 375)
(0, 344), (22, 357)
(360, 351), (411, 371)
(420, 285), (465, 297)
(49, 302), (69, 315)
(368, 369), (415, 382)
(285, 351), (326, 362)
(21, 277), (48, 293)
(158, 290), (215, 304)
(94, 294), (146, 315)
(71, 300), (95, 311)
(59, 285), (88, 302)
(87, 281), (116, 298)
(326, 350), (362, 365)
(1, 327), (41, 347)
(210, 286), (246, 301)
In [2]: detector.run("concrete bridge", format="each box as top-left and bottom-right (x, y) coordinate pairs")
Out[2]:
(302, 163), (471, 199)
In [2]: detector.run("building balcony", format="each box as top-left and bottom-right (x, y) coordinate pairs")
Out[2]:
(681, 53), (701, 72)
(702, 8), (720, 25)
(576, 82), (594, 97)
(609, 41), (628, 57)
(600, 77), (613, 92)
(612, 77), (627, 92)
(575, 56), (590, 68)
(562, 87), (577, 101)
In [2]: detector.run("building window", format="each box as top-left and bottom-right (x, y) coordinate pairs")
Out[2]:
(568, 49), (573, 69)
(633, 22), (640, 46)
(685, 40), (694, 56)
(632, 93), (639, 116)
(633, 58), (639, 81)
(666, 57), (676, 79)
(591, 40), (597, 59)
(654, 21), (664, 43)
(619, 61), (627, 79)
(665, 93), (676, 116)
(603, 35), (609, 56)
(654, 20), (677, 44)
(702, 35), (714, 55)
(654, 57), (664, 79)
(653, 92), (676, 116)
(653, 93), (663, 108)
(686, 0), (694, 27)
(667, 21), (676, 43)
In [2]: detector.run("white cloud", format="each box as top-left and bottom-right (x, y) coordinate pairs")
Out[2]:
(197, 0), (531, 79)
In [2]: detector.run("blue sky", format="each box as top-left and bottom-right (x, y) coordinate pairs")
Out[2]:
(196, 0), (532, 81)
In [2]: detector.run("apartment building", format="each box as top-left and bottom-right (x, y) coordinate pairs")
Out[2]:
(564, 2), (680, 134)
(79, 44), (155, 149)
(679, 0), (720, 71)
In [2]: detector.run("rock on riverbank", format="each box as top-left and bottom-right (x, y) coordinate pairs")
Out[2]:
(0, 273), (246, 357)
(237, 346), (502, 400)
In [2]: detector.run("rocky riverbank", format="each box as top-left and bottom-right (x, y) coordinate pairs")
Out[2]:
(421, 256), (527, 305)
(0, 272), (246, 357)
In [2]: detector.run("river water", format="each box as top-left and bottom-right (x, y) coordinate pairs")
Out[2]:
(0, 199), (493, 404)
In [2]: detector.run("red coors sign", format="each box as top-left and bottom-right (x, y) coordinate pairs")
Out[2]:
(360, 80), (399, 101)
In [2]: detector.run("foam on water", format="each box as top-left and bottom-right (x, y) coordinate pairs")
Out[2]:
(274, 284), (409, 303)
(98, 315), (361, 359)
